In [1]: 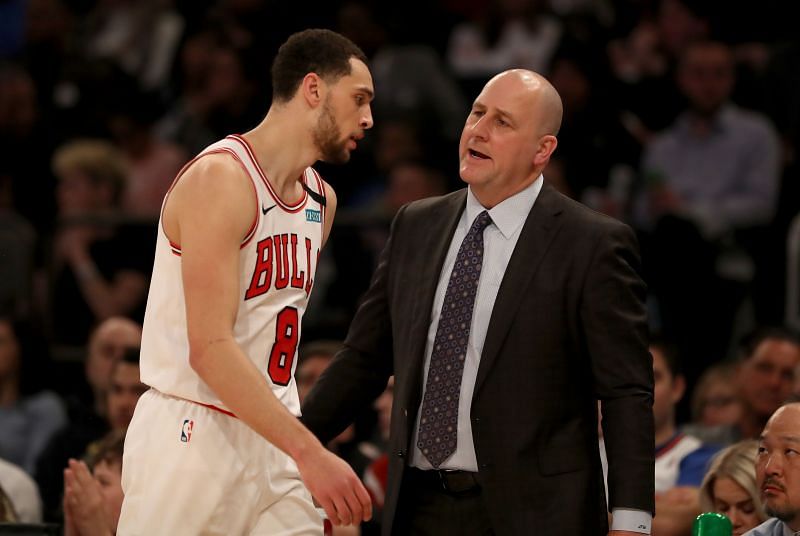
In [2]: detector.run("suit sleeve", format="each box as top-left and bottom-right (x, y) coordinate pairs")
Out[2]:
(581, 221), (654, 514)
(300, 207), (404, 443)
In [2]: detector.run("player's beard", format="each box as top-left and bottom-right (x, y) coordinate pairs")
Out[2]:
(313, 98), (349, 164)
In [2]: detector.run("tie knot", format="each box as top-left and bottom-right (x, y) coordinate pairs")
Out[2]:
(471, 211), (492, 235)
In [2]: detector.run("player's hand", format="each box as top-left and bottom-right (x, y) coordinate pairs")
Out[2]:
(296, 446), (372, 526)
(63, 459), (114, 536)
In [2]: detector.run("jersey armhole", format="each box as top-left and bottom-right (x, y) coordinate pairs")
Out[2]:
(161, 148), (258, 253)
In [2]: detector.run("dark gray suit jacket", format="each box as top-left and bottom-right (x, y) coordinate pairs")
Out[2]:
(302, 184), (655, 535)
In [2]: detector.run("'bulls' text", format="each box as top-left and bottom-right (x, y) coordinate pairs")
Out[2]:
(245, 233), (317, 299)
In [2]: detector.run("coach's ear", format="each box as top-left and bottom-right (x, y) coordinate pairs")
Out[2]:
(301, 72), (324, 109)
(533, 134), (557, 168)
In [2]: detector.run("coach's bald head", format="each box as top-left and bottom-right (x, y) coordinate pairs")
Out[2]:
(458, 69), (562, 207)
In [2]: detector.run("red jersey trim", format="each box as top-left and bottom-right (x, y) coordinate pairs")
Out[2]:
(655, 432), (686, 459)
(172, 393), (239, 418)
(240, 172), (259, 249)
(227, 134), (309, 213)
(196, 401), (238, 418)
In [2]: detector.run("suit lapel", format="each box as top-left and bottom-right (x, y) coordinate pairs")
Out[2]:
(474, 183), (565, 394)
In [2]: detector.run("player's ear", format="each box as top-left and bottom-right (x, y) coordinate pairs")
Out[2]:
(301, 73), (325, 108)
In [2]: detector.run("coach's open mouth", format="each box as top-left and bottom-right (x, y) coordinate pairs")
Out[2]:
(468, 149), (490, 160)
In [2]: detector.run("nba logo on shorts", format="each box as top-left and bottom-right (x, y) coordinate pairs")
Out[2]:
(181, 419), (194, 443)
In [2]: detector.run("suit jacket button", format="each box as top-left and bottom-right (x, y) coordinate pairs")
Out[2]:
(397, 450), (405, 458)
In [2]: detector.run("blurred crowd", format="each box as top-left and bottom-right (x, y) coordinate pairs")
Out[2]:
(0, 0), (799, 534)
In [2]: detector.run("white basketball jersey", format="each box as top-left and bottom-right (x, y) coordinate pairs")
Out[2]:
(140, 134), (326, 416)
(654, 433), (702, 493)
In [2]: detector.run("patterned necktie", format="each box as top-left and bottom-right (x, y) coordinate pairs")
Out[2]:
(417, 210), (492, 468)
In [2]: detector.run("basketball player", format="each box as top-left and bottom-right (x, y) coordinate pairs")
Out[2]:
(118, 30), (374, 535)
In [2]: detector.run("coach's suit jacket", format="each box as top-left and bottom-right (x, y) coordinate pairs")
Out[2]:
(301, 183), (655, 535)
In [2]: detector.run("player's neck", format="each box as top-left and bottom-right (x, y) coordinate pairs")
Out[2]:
(243, 110), (319, 197)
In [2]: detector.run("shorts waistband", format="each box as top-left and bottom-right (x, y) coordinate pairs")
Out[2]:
(152, 389), (238, 419)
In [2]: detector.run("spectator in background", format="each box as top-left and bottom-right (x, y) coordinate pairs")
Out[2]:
(0, 172), (36, 317)
(639, 40), (780, 241)
(154, 27), (220, 156)
(447, 0), (563, 93)
(649, 340), (719, 535)
(293, 342), (368, 536)
(82, 319), (143, 420)
(747, 403), (800, 535)
(608, 0), (711, 142)
(297, 340), (346, 405)
(100, 348), (146, 438)
(346, 118), (426, 206)
(0, 315), (66, 475)
(63, 431), (125, 536)
(0, 62), (58, 235)
(79, 0), (184, 92)
(361, 376), (393, 536)
(337, 1), (467, 145)
(699, 440), (766, 536)
(0, 484), (17, 522)
(637, 40), (781, 385)
(652, 341), (718, 491)
(735, 330), (800, 438)
(383, 161), (448, 217)
(36, 318), (141, 521)
(545, 43), (641, 206)
(690, 362), (742, 428)
(353, 160), (449, 267)
(691, 328), (800, 446)
(297, 340), (379, 480)
(0, 456), (43, 522)
(107, 92), (187, 218)
(49, 140), (149, 347)
(198, 43), (263, 138)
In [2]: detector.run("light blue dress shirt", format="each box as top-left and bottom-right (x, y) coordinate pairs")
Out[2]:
(744, 518), (799, 536)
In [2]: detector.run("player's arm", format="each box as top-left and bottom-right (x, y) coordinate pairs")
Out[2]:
(165, 155), (370, 526)
(321, 180), (337, 248)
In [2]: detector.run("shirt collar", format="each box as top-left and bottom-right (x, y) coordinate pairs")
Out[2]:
(465, 175), (543, 239)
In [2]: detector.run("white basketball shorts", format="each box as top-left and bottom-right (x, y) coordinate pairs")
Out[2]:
(118, 389), (322, 535)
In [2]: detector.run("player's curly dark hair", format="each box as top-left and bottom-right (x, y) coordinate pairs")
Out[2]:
(271, 29), (367, 103)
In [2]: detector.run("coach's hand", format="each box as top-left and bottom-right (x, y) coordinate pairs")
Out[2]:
(297, 446), (372, 526)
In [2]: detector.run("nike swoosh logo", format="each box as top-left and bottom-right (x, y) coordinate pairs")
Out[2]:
(262, 204), (276, 215)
